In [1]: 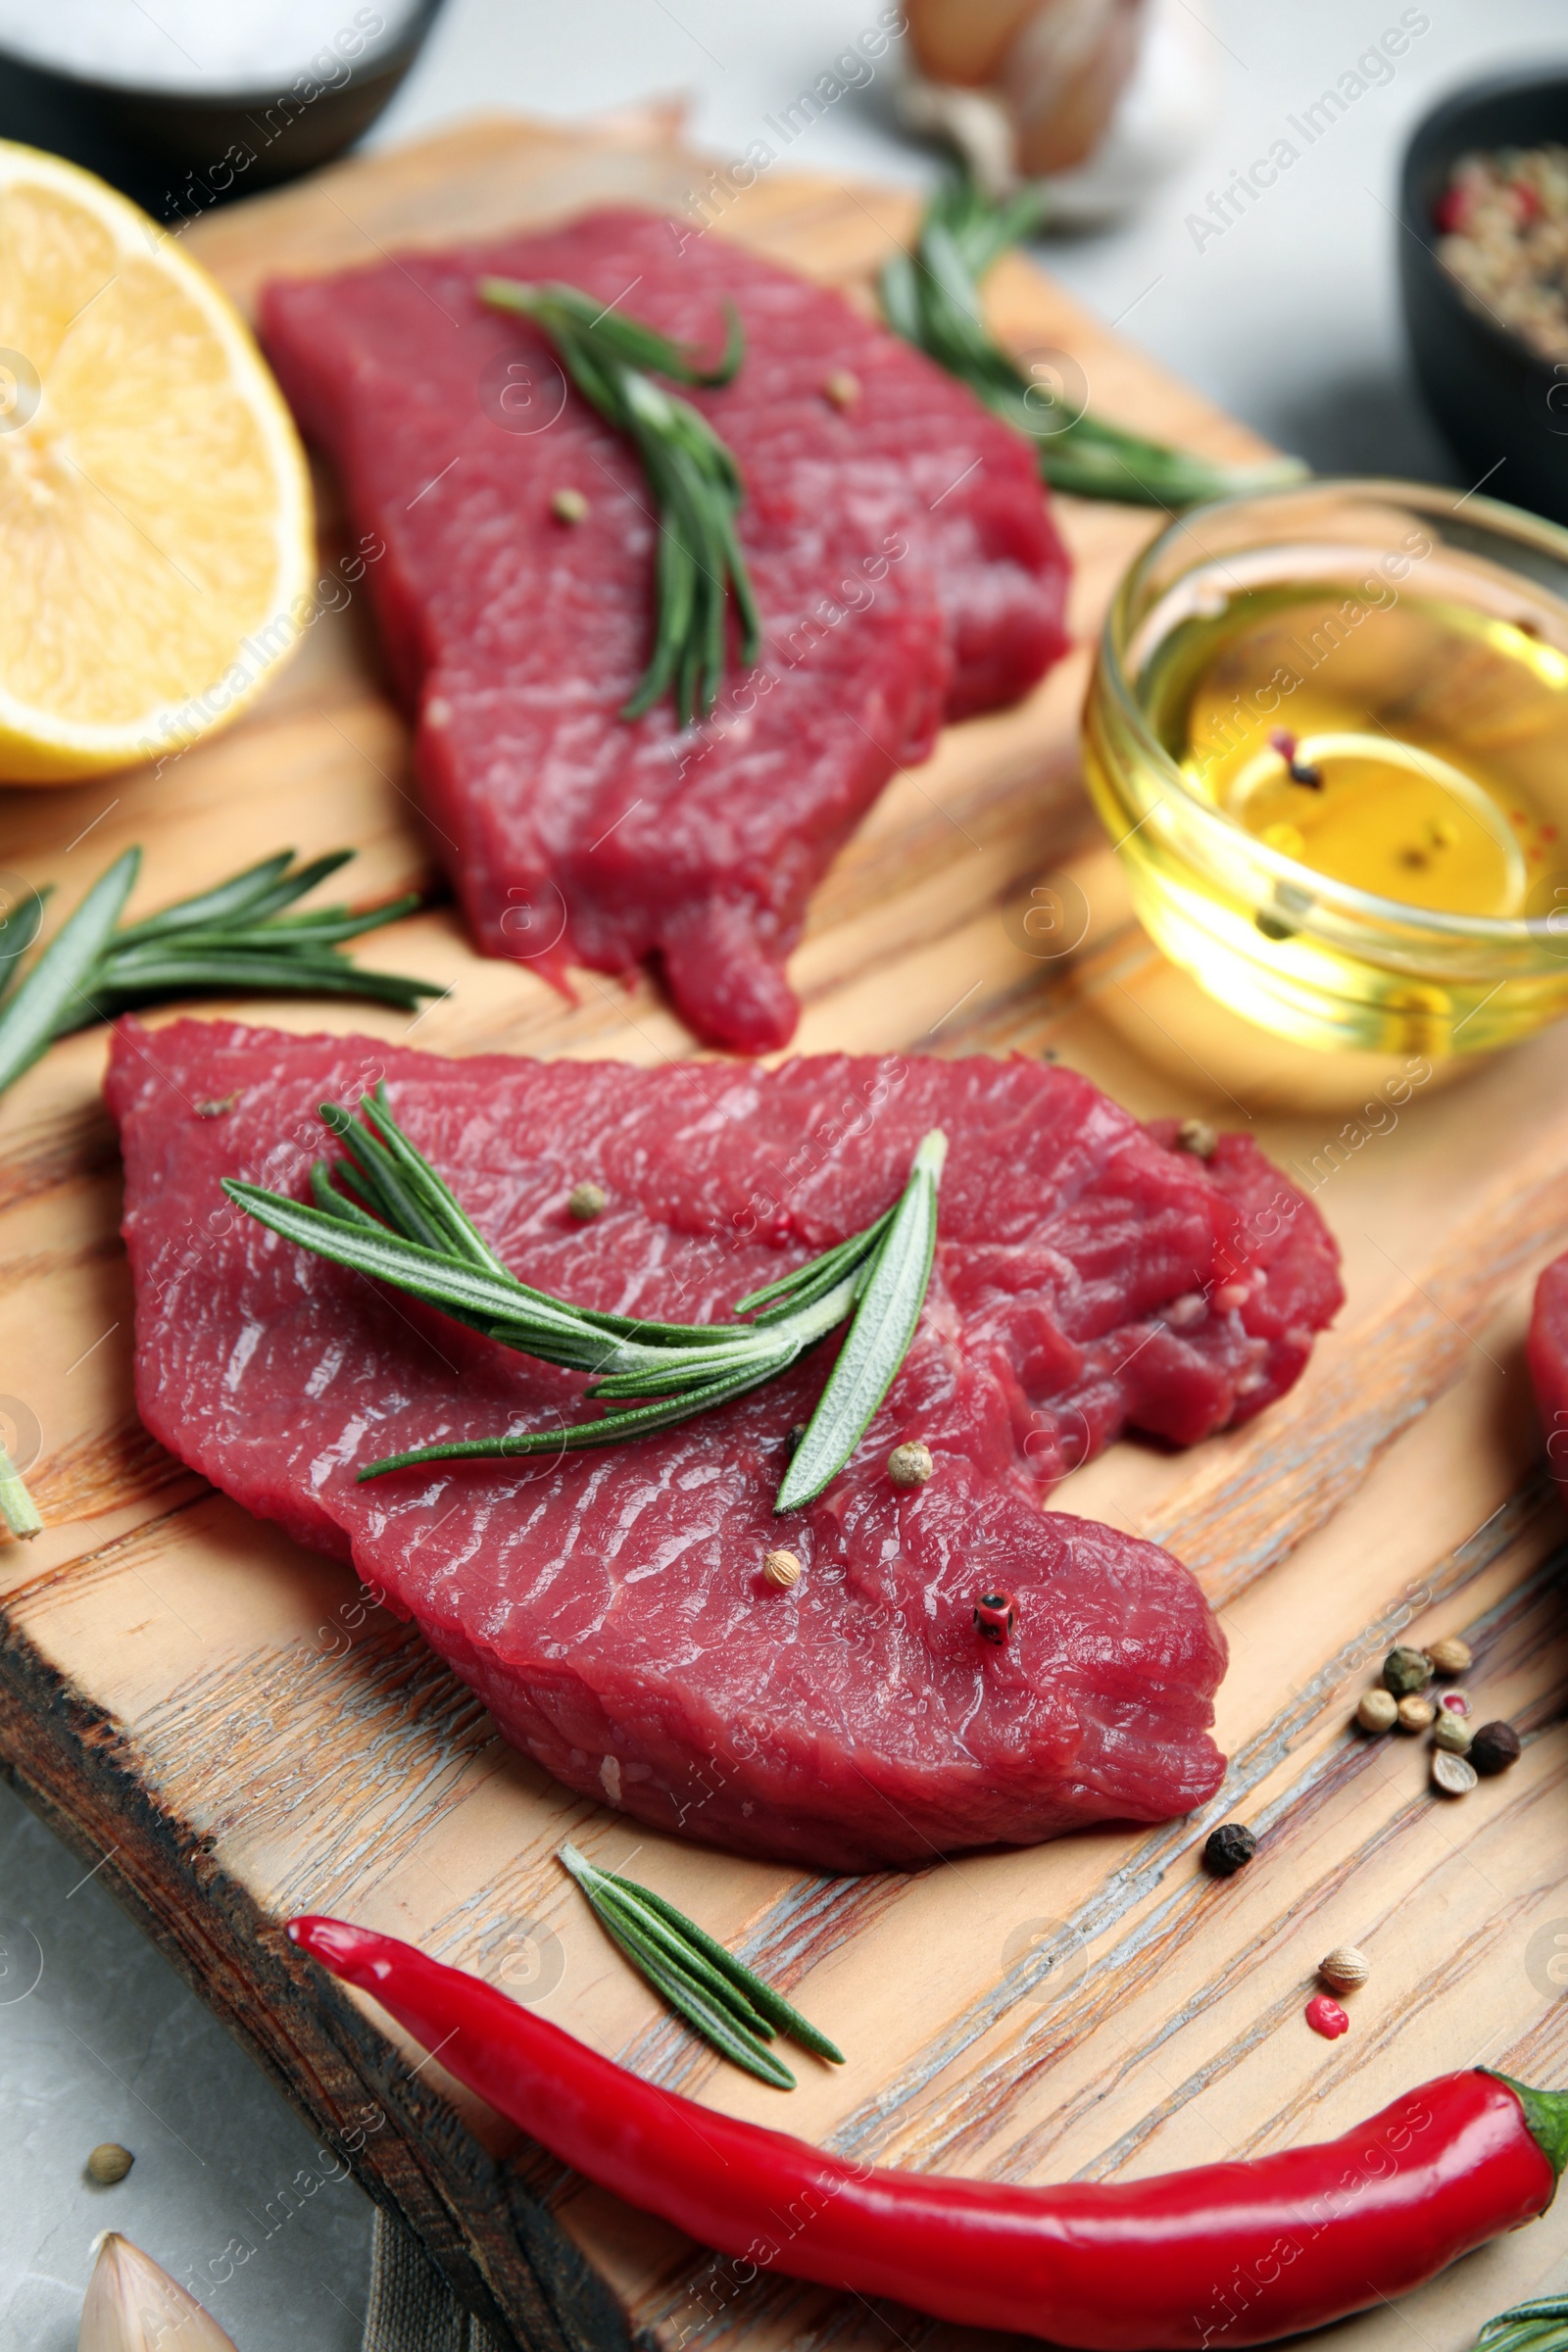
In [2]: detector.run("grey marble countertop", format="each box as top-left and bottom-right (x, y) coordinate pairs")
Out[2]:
(4, 4), (1564, 2344)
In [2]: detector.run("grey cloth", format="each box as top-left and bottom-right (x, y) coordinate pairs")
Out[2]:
(363, 2208), (502, 2352)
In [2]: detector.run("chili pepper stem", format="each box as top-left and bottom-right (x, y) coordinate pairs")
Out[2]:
(1489, 2072), (1568, 2189)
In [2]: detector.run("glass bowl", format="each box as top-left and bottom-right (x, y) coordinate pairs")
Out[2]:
(1083, 476), (1568, 1062)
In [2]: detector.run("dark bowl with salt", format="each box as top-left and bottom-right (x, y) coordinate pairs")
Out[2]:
(0, 0), (447, 222)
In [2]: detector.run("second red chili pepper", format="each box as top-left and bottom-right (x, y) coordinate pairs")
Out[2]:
(291, 1913), (1565, 2351)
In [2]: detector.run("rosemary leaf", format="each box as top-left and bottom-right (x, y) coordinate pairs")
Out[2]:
(882, 175), (1306, 510)
(560, 1844), (842, 2085)
(0, 848), (438, 1102)
(228, 1092), (945, 1504)
(0, 847), (139, 1096)
(478, 276), (760, 726)
(776, 1130), (946, 1513)
(0, 1444), (42, 1541)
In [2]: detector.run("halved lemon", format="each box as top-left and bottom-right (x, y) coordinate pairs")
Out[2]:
(0, 141), (313, 783)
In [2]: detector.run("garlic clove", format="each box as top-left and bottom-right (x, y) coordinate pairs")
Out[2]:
(79, 2232), (239, 2352)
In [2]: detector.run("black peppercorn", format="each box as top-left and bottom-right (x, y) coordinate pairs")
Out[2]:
(1469, 1720), (1521, 1776)
(1202, 1822), (1257, 1877)
(1382, 1645), (1433, 1697)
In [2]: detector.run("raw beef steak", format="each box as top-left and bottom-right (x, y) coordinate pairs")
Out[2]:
(107, 1023), (1342, 1871)
(259, 212), (1070, 1053)
(1530, 1250), (1568, 1480)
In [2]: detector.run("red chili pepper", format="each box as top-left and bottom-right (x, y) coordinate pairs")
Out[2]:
(290, 1915), (1566, 2352)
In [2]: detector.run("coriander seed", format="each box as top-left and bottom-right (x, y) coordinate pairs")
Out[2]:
(1469, 1720), (1522, 1776)
(888, 1441), (933, 1489)
(822, 368), (861, 411)
(1202, 1822), (1256, 1877)
(1356, 1689), (1397, 1734)
(552, 486), (590, 523)
(1432, 1750), (1479, 1796)
(1175, 1117), (1217, 1159)
(1433, 1712), (1473, 1753)
(86, 2143), (133, 2184)
(1317, 1945), (1369, 1991)
(1382, 1645), (1433, 1696)
(1425, 1635), (1472, 1677)
(1396, 1693), (1436, 1733)
(763, 1547), (802, 1589)
(566, 1180), (608, 1222)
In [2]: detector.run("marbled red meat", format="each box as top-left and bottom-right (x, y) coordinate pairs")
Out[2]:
(106, 1023), (1342, 1871)
(259, 213), (1070, 1053)
(1530, 1251), (1568, 1479)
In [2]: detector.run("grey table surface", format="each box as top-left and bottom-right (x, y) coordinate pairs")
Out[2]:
(4, 3), (1565, 2345)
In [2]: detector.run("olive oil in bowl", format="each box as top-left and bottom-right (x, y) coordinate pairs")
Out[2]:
(1085, 480), (1568, 1059)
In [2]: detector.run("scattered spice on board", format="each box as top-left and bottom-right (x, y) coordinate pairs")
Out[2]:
(1426, 1635), (1473, 1676)
(1317, 1946), (1370, 1992)
(1438, 1688), (1471, 1716)
(1470, 1721), (1523, 1776)
(1305, 1994), (1349, 2039)
(1202, 1822), (1256, 1877)
(1434, 1713), (1474, 1754)
(1396, 1694), (1436, 1733)
(1356, 1689), (1398, 1734)
(1433, 1750), (1480, 1797)
(1383, 1645), (1433, 1696)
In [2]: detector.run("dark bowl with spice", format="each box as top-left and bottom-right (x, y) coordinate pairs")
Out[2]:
(1399, 65), (1568, 524)
(0, 0), (447, 224)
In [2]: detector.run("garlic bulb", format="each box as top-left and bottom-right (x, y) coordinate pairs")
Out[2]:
(900, 0), (1217, 224)
(79, 2234), (239, 2352)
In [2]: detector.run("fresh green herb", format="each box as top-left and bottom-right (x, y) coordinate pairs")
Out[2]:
(0, 847), (436, 1102)
(880, 175), (1307, 509)
(222, 1087), (945, 1504)
(1475, 2294), (1568, 2351)
(478, 276), (760, 726)
(559, 1842), (843, 2089)
(0, 1445), (41, 1541)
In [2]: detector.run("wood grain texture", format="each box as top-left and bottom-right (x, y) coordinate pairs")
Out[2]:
(4, 109), (1568, 2352)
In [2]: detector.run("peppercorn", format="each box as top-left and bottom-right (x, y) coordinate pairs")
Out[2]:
(888, 1441), (934, 1489)
(1317, 1945), (1369, 1991)
(1469, 1720), (1522, 1776)
(1432, 1750), (1479, 1796)
(785, 1423), (807, 1454)
(1383, 1645), (1433, 1696)
(1175, 1117), (1218, 1160)
(552, 486), (590, 523)
(1202, 1822), (1256, 1877)
(567, 1180), (608, 1221)
(1433, 1712), (1474, 1754)
(1356, 1689), (1398, 1734)
(822, 368), (861, 411)
(1437, 1689), (1470, 1717)
(763, 1548), (802, 1590)
(86, 2143), (133, 2184)
(1425, 1636), (1473, 1677)
(1396, 1694), (1436, 1733)
(973, 1591), (1017, 1645)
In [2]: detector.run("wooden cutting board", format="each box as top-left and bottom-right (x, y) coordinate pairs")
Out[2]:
(5, 109), (1568, 2352)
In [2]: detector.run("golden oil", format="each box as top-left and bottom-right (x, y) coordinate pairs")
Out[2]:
(1083, 482), (1568, 1063)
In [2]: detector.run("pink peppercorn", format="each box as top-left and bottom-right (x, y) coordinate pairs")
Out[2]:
(1305, 1995), (1349, 2040)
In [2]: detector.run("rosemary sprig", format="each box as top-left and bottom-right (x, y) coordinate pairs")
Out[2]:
(478, 276), (760, 726)
(881, 175), (1306, 508)
(0, 1445), (41, 1542)
(559, 1842), (843, 2089)
(0, 847), (436, 1102)
(223, 1087), (945, 1504)
(1476, 2296), (1568, 2351)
